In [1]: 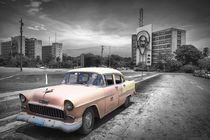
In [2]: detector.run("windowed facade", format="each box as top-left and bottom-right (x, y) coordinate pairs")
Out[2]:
(132, 27), (186, 66)
(151, 28), (186, 64)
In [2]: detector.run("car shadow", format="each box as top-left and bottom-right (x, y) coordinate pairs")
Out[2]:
(15, 104), (132, 140)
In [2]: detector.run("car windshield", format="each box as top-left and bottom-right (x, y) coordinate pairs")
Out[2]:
(61, 72), (104, 86)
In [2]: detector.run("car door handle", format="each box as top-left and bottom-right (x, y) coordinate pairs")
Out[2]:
(115, 86), (118, 90)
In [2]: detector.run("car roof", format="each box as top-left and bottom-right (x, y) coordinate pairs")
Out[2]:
(68, 67), (122, 75)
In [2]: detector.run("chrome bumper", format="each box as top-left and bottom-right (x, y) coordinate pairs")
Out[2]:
(16, 113), (82, 133)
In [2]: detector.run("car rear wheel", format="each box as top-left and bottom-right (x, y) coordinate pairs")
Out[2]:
(79, 108), (95, 134)
(123, 96), (130, 108)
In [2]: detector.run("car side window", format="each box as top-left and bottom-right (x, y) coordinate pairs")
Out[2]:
(69, 73), (78, 84)
(115, 74), (122, 84)
(121, 75), (125, 83)
(104, 74), (114, 86)
(90, 74), (104, 86)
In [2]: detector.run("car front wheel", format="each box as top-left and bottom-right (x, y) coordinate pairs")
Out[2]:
(79, 108), (95, 134)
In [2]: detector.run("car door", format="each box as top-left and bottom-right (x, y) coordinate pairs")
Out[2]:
(118, 75), (132, 105)
(113, 74), (123, 105)
(103, 74), (119, 114)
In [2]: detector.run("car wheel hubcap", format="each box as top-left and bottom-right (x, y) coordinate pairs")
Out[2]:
(85, 112), (92, 129)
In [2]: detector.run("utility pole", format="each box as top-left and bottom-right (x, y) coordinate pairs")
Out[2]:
(19, 18), (24, 72)
(108, 46), (111, 67)
(101, 45), (104, 66)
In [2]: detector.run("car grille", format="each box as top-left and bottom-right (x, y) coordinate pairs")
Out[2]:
(28, 103), (64, 119)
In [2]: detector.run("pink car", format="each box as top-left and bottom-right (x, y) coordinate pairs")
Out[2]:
(17, 67), (135, 134)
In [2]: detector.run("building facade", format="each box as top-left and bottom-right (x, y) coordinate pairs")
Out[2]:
(11, 36), (26, 56)
(25, 38), (42, 60)
(52, 43), (63, 62)
(42, 42), (63, 62)
(0, 36), (44, 60)
(152, 28), (186, 64)
(1, 36), (25, 58)
(131, 27), (186, 65)
(1, 41), (12, 58)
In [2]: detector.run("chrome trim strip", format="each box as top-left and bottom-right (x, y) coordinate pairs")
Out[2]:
(76, 93), (114, 108)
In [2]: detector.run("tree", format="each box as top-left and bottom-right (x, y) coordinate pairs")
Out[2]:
(198, 58), (210, 71)
(203, 47), (209, 57)
(83, 53), (101, 67)
(165, 60), (182, 72)
(174, 45), (202, 65)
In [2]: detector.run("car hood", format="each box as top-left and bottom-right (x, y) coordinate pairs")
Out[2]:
(29, 84), (104, 109)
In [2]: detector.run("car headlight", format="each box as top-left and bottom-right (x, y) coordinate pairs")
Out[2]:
(19, 94), (26, 103)
(64, 100), (74, 111)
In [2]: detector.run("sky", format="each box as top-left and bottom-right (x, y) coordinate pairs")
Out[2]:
(0, 0), (210, 56)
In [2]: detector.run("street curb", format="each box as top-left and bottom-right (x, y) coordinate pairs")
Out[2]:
(135, 73), (160, 84)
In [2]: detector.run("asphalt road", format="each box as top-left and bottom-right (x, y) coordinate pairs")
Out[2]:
(1, 73), (210, 139)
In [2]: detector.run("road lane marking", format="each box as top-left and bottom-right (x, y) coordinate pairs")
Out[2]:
(0, 74), (18, 81)
(126, 74), (146, 78)
(135, 73), (160, 84)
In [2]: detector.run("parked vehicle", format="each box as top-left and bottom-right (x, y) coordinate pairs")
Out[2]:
(16, 67), (135, 134)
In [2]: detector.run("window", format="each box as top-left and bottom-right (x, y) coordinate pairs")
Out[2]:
(115, 74), (122, 84)
(104, 74), (114, 86)
(62, 72), (104, 86)
(89, 74), (104, 86)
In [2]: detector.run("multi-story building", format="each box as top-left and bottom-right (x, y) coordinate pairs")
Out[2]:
(42, 42), (63, 62)
(11, 36), (25, 56)
(131, 27), (186, 65)
(25, 38), (42, 60)
(1, 41), (12, 58)
(1, 36), (26, 58)
(0, 36), (44, 60)
(152, 28), (186, 64)
(131, 34), (137, 65)
(52, 43), (63, 61)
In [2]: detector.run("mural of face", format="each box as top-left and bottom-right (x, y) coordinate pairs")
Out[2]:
(139, 35), (147, 48)
(137, 30), (150, 55)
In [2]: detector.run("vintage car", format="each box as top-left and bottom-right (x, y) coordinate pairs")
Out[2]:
(16, 67), (135, 134)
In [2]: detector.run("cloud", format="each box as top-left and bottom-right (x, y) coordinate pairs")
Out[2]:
(0, 1), (6, 4)
(25, 0), (52, 15)
(27, 24), (47, 31)
(36, 15), (130, 48)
